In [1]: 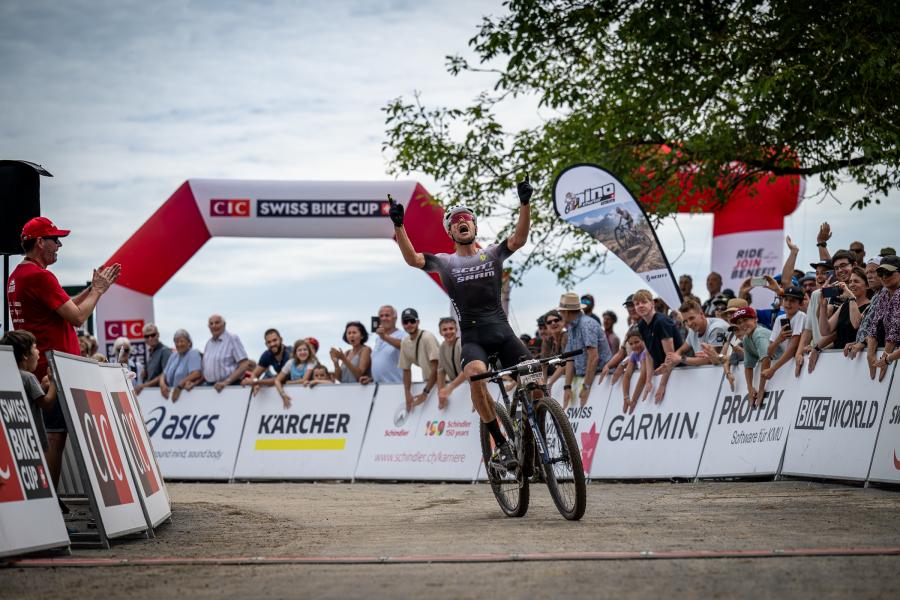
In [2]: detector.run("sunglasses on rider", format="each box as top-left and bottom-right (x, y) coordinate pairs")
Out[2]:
(449, 213), (474, 226)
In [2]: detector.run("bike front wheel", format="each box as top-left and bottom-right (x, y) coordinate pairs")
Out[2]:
(535, 397), (586, 521)
(480, 401), (529, 518)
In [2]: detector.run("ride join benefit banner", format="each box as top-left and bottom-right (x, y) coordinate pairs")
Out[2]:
(553, 164), (682, 310)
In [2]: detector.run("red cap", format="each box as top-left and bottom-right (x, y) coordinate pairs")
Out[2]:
(730, 306), (757, 323)
(21, 217), (71, 242)
(305, 337), (320, 352)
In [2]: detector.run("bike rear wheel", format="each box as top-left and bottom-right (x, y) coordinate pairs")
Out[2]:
(535, 397), (586, 520)
(480, 401), (529, 518)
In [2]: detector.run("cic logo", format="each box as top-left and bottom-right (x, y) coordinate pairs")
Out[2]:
(210, 199), (251, 217)
(105, 319), (145, 339)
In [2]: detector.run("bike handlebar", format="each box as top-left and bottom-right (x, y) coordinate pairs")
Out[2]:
(469, 349), (584, 382)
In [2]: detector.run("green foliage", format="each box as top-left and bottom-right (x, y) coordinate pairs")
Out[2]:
(383, 0), (900, 284)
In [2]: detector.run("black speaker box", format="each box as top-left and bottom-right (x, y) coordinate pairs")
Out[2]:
(0, 160), (50, 255)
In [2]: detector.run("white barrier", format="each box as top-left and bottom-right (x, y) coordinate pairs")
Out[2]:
(552, 377), (614, 477)
(232, 384), (374, 480)
(697, 366), (795, 478)
(355, 384), (483, 480)
(591, 366), (722, 479)
(868, 366), (900, 484)
(97, 364), (171, 528)
(0, 346), (69, 557)
(51, 351), (147, 540)
(137, 386), (249, 480)
(781, 352), (894, 482)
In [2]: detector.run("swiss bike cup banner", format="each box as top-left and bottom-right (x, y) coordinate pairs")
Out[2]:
(549, 377), (615, 477)
(50, 351), (147, 539)
(591, 365), (722, 479)
(781, 351), (892, 481)
(868, 365), (900, 484)
(0, 346), (69, 557)
(697, 365), (795, 478)
(137, 386), (250, 480)
(232, 384), (374, 480)
(97, 364), (171, 527)
(355, 383), (482, 481)
(553, 164), (682, 310)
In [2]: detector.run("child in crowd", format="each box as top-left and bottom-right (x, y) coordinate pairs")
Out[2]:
(621, 328), (653, 413)
(273, 339), (320, 408)
(1, 330), (55, 451)
(308, 364), (335, 387)
(731, 307), (780, 407)
(762, 286), (807, 380)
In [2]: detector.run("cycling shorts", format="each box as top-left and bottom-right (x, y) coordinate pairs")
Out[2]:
(460, 322), (530, 371)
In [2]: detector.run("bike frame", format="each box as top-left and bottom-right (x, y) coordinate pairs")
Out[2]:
(493, 379), (555, 467)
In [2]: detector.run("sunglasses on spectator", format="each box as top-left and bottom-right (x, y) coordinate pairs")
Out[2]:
(546, 318), (561, 325)
(876, 269), (896, 277)
(42, 236), (61, 244)
(144, 333), (159, 339)
(402, 318), (418, 324)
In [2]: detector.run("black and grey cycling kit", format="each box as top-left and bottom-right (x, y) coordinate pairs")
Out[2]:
(422, 239), (529, 369)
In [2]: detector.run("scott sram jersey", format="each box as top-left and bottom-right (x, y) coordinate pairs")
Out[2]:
(422, 239), (513, 329)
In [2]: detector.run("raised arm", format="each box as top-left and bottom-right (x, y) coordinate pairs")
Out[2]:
(781, 236), (800, 285)
(388, 196), (426, 268)
(507, 177), (533, 252)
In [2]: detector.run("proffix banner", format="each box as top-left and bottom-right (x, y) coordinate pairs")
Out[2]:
(232, 385), (373, 480)
(97, 364), (171, 528)
(50, 351), (147, 539)
(0, 346), (69, 557)
(868, 365), (900, 484)
(553, 164), (682, 310)
(355, 384), (482, 481)
(137, 387), (250, 480)
(697, 366), (794, 478)
(591, 366), (722, 479)
(781, 351), (892, 481)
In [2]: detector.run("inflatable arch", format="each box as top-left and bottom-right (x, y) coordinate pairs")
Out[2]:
(95, 180), (452, 359)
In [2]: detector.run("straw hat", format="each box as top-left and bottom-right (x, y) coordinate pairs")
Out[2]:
(557, 292), (586, 312)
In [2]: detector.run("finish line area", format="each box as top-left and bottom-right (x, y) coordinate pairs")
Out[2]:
(4, 481), (900, 599)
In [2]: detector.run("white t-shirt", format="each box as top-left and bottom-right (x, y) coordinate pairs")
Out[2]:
(803, 289), (824, 344)
(686, 317), (729, 353)
(771, 310), (807, 353)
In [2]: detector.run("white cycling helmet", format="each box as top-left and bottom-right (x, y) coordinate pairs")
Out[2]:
(443, 205), (477, 234)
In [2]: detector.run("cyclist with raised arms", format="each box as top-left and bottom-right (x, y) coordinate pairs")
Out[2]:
(387, 177), (533, 471)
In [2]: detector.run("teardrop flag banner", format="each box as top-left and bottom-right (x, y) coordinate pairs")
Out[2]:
(552, 163), (682, 310)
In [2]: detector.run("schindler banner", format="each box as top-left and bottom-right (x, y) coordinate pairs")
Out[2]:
(553, 164), (682, 310)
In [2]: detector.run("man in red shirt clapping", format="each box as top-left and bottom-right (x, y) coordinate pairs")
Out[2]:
(6, 216), (120, 487)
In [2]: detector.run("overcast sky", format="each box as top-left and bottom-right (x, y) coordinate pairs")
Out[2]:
(2, 0), (897, 361)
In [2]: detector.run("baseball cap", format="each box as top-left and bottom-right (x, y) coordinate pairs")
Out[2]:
(879, 247), (896, 257)
(401, 308), (419, 321)
(580, 293), (595, 307)
(877, 255), (900, 273)
(730, 306), (757, 323)
(800, 271), (817, 283)
(867, 257), (882, 266)
(782, 285), (805, 300)
(305, 337), (320, 352)
(21, 216), (70, 242)
(622, 294), (635, 306)
(536, 315), (547, 327)
(810, 259), (833, 270)
(712, 293), (729, 307)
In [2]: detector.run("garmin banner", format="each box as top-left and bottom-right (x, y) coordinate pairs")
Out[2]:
(137, 387), (250, 480)
(868, 366), (900, 484)
(781, 352), (892, 481)
(0, 346), (70, 557)
(591, 366), (722, 479)
(553, 164), (682, 310)
(697, 366), (794, 478)
(232, 384), (374, 480)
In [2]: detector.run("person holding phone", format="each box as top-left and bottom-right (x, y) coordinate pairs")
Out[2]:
(797, 250), (854, 374)
(819, 266), (871, 352)
(762, 286), (806, 380)
(370, 305), (406, 384)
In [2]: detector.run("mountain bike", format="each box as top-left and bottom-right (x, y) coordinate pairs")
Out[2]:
(474, 350), (587, 521)
(614, 220), (650, 250)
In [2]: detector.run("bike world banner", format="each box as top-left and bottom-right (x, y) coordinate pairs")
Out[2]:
(232, 385), (374, 480)
(355, 384), (482, 481)
(97, 364), (171, 528)
(137, 387), (250, 480)
(697, 366), (795, 478)
(868, 365), (900, 484)
(782, 352), (893, 481)
(591, 366), (722, 479)
(0, 347), (69, 557)
(50, 351), (147, 539)
(553, 164), (682, 310)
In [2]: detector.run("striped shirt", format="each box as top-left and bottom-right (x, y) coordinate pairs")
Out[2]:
(202, 330), (248, 383)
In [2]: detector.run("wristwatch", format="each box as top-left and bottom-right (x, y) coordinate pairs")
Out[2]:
(563, 384), (572, 390)
(422, 387), (431, 395)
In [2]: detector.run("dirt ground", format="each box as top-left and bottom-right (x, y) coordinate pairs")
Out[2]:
(3, 480), (900, 599)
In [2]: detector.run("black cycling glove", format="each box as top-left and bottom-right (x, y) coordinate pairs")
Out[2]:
(387, 195), (404, 226)
(516, 175), (533, 205)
